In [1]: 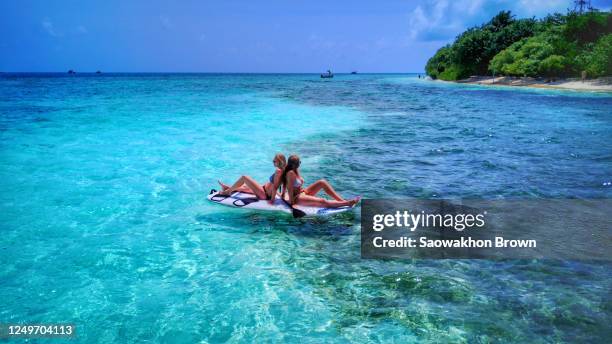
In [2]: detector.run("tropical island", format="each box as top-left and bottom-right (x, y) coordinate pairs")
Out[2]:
(425, 6), (612, 91)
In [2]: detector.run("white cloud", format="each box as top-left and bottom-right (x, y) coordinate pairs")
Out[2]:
(408, 0), (480, 42)
(407, 0), (571, 42)
(517, 0), (568, 15)
(42, 18), (61, 37)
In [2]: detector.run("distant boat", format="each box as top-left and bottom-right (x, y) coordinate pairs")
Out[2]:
(67, 70), (76, 74)
(96, 70), (102, 74)
(320, 70), (333, 78)
(351, 71), (357, 74)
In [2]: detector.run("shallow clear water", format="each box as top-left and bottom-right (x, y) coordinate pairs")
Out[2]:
(1, 74), (611, 343)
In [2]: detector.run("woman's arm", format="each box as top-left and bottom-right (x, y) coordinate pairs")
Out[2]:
(267, 168), (283, 204)
(286, 172), (296, 205)
(272, 168), (283, 194)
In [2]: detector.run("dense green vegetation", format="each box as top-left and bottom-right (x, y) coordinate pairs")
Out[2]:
(425, 10), (612, 80)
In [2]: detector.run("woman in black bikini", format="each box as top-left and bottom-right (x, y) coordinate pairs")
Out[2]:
(218, 153), (285, 203)
(282, 155), (360, 208)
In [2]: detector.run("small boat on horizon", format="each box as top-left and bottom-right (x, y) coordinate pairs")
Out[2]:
(67, 70), (76, 74)
(320, 70), (333, 78)
(351, 71), (357, 74)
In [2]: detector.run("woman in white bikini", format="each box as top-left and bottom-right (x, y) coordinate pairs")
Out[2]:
(281, 155), (360, 208)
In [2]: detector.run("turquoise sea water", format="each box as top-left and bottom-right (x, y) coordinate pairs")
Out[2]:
(1, 73), (611, 343)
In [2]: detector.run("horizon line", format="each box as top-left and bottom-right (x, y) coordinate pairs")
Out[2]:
(1, 71), (425, 74)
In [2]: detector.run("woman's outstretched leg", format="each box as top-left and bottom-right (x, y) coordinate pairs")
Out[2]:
(218, 180), (253, 193)
(218, 180), (231, 190)
(219, 175), (266, 199)
(296, 193), (360, 208)
(304, 179), (345, 201)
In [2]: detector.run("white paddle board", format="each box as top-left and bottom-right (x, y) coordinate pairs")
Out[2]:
(206, 189), (354, 217)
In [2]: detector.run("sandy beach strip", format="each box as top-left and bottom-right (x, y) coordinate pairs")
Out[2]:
(454, 76), (612, 92)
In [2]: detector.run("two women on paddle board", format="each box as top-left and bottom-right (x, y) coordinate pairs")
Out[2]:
(218, 154), (361, 208)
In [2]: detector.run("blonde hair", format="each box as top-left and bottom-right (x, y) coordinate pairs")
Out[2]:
(274, 153), (286, 169)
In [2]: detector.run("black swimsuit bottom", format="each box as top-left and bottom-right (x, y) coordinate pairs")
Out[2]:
(263, 186), (273, 200)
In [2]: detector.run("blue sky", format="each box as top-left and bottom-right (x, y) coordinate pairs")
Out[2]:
(0, 0), (609, 72)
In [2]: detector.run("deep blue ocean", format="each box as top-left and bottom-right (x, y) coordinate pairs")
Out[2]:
(1, 73), (611, 343)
